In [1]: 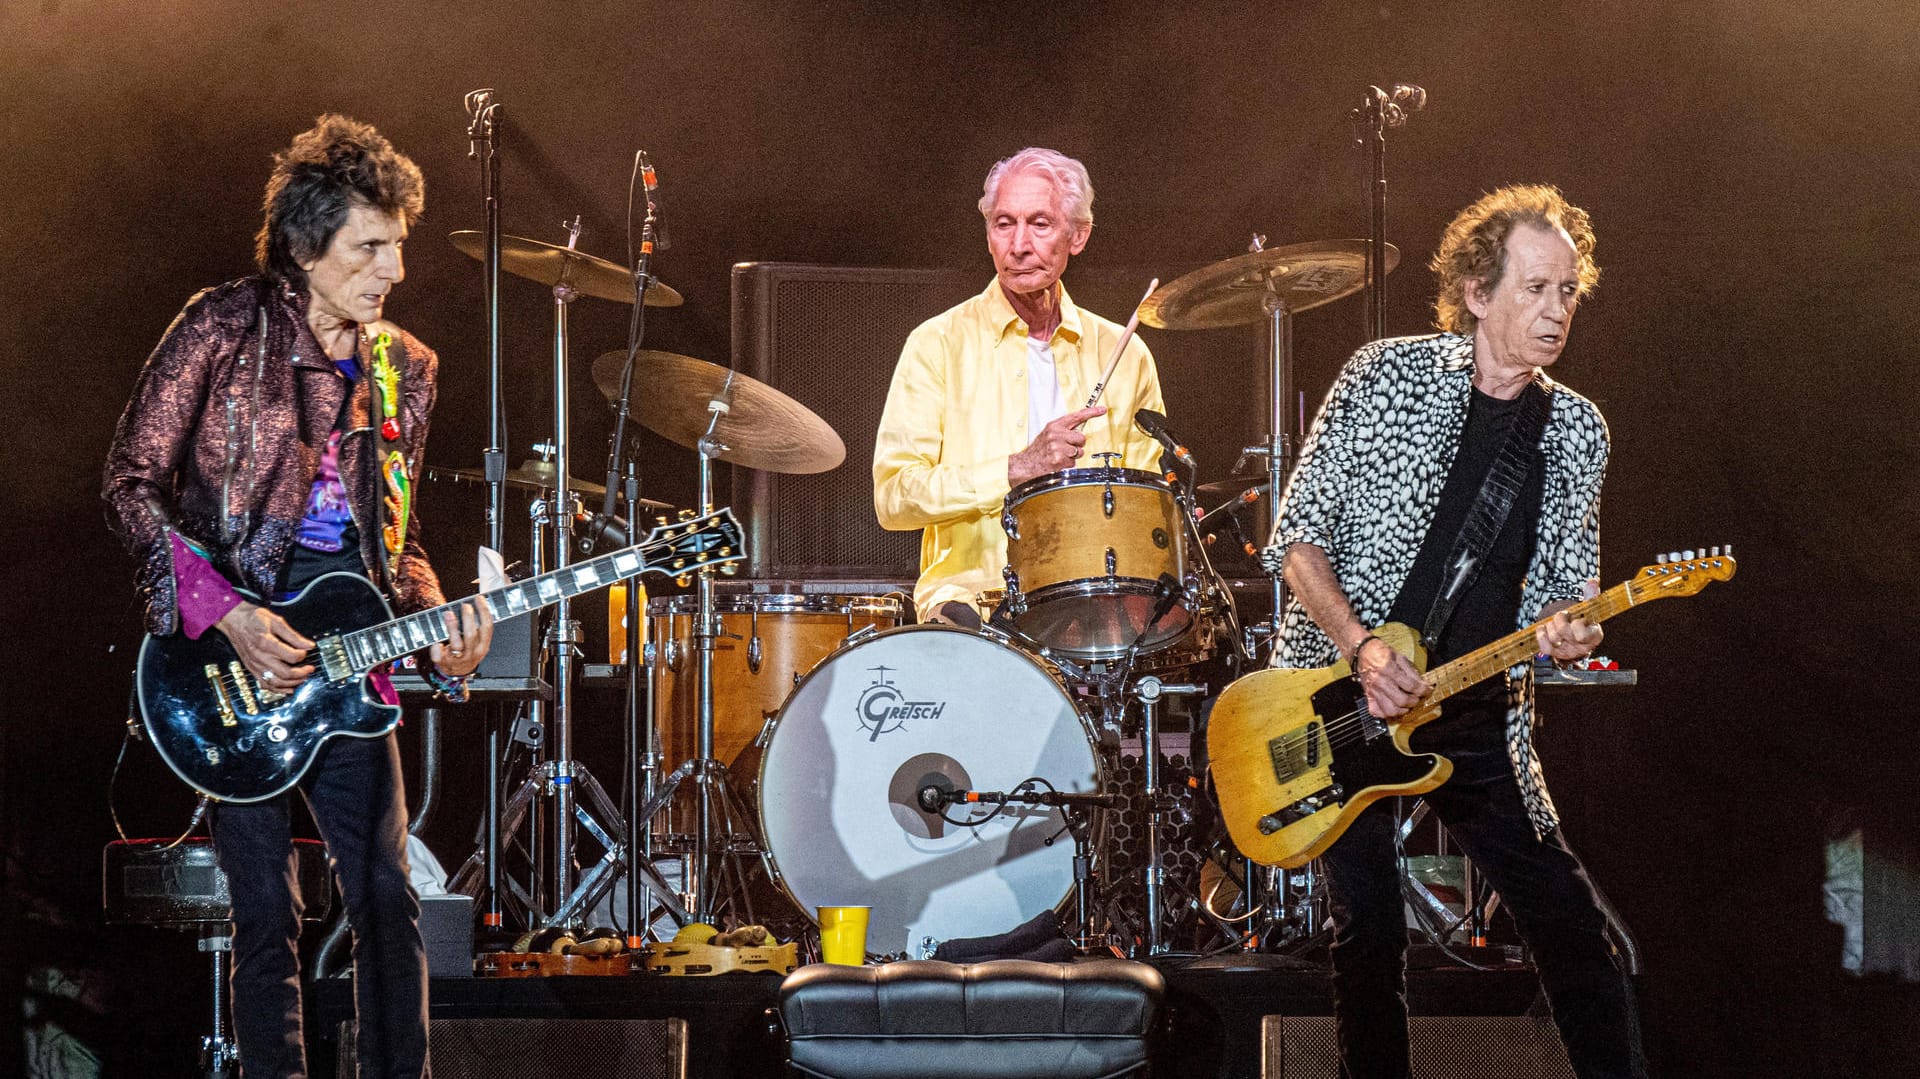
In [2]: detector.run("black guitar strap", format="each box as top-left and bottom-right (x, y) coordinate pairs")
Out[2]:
(1420, 374), (1554, 651)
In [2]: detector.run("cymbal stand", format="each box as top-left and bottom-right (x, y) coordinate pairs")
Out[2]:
(1251, 235), (1298, 661)
(526, 218), (680, 929)
(628, 376), (762, 924)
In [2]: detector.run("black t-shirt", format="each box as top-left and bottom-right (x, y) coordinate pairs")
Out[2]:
(1386, 388), (1545, 723)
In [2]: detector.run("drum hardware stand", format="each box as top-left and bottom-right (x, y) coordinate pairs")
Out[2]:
(627, 379), (764, 924)
(1250, 233), (1299, 661)
(1131, 674), (1206, 955)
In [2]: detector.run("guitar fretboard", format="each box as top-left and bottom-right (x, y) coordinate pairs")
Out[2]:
(1419, 551), (1732, 703)
(335, 513), (737, 675)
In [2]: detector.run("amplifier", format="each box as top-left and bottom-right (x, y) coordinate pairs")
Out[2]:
(336, 1017), (687, 1079)
(1263, 1015), (1574, 1078)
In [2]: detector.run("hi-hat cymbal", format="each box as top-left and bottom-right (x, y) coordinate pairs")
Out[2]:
(1197, 476), (1273, 499)
(426, 460), (673, 510)
(591, 350), (846, 475)
(1139, 240), (1397, 330)
(448, 231), (683, 306)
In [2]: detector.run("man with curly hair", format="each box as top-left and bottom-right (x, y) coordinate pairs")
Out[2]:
(105, 115), (491, 1078)
(1263, 184), (1646, 1077)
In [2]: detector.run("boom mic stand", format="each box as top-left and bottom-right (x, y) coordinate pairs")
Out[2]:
(1351, 83), (1426, 341)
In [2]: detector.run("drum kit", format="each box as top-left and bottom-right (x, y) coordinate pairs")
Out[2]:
(433, 89), (1415, 962)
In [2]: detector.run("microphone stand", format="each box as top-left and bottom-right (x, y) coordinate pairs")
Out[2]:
(1350, 84), (1425, 342)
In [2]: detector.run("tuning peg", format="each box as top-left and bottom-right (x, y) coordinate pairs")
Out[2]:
(654, 515), (670, 527)
(677, 508), (695, 520)
(675, 575), (691, 587)
(1724, 543), (1733, 556)
(1655, 553), (1668, 564)
(1709, 546), (1720, 557)
(1682, 549), (1695, 560)
(720, 563), (739, 576)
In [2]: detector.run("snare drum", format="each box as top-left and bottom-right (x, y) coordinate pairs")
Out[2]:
(751, 624), (1104, 957)
(647, 591), (903, 768)
(1001, 467), (1191, 659)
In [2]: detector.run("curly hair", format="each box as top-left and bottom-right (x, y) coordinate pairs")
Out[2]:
(255, 114), (424, 288)
(978, 147), (1094, 232)
(1429, 184), (1598, 335)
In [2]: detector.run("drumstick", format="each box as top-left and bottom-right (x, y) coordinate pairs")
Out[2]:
(1084, 278), (1158, 409)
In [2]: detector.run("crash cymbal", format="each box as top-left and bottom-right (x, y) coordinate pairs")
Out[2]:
(426, 460), (673, 510)
(448, 231), (684, 307)
(591, 350), (846, 475)
(1139, 240), (1397, 330)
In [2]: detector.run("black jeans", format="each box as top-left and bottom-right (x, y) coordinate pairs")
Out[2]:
(1316, 716), (1648, 1079)
(210, 732), (429, 1079)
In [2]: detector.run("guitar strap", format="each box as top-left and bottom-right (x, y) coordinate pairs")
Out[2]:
(364, 323), (409, 589)
(1419, 374), (1553, 651)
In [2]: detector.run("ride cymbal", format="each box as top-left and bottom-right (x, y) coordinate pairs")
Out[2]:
(448, 231), (684, 307)
(1139, 240), (1397, 330)
(591, 350), (846, 475)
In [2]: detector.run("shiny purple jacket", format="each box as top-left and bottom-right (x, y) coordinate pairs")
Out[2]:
(104, 275), (448, 636)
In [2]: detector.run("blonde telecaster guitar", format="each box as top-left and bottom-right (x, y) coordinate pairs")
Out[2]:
(1209, 549), (1737, 868)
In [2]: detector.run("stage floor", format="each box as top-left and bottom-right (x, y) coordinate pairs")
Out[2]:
(309, 954), (1553, 1079)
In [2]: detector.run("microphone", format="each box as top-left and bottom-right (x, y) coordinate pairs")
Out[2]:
(573, 511), (630, 553)
(1195, 485), (1266, 536)
(1134, 409), (1195, 471)
(916, 784), (1125, 811)
(633, 151), (660, 294)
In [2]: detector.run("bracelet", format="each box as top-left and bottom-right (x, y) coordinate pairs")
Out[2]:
(1348, 633), (1381, 675)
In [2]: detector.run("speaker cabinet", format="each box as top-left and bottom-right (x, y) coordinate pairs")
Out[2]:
(1262, 1015), (1574, 1078)
(729, 262), (1260, 585)
(337, 1017), (687, 1079)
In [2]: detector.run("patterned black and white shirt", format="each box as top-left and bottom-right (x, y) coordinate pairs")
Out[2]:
(1260, 332), (1609, 835)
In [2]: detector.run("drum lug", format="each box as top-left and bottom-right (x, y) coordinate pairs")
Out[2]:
(846, 623), (882, 647)
(1001, 505), (1020, 541)
(1106, 547), (1118, 577)
(664, 636), (682, 671)
(1001, 565), (1027, 615)
(747, 633), (763, 674)
(1102, 483), (1115, 517)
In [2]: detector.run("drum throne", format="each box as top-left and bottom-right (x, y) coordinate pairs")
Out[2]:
(776, 958), (1163, 1079)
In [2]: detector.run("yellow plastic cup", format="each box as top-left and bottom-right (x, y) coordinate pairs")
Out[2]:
(817, 906), (870, 965)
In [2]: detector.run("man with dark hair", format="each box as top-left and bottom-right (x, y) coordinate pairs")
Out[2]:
(1264, 183), (1646, 1078)
(104, 114), (490, 1078)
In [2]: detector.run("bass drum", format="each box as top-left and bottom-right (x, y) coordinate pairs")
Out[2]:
(753, 625), (1103, 958)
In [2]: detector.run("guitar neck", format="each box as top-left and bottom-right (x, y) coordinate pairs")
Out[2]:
(339, 513), (736, 673)
(1421, 581), (1635, 703)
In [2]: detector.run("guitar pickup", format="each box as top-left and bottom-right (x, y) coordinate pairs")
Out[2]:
(228, 661), (260, 714)
(1266, 721), (1324, 784)
(1257, 781), (1343, 835)
(204, 664), (238, 728)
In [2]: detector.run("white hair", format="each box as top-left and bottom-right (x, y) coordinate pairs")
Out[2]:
(978, 147), (1094, 231)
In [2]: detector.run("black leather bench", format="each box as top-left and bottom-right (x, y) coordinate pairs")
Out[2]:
(779, 958), (1163, 1079)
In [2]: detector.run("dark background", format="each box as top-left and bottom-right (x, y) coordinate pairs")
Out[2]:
(4, 1), (1917, 1075)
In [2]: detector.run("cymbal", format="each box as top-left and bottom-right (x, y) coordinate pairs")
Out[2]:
(591, 350), (845, 475)
(1197, 476), (1273, 499)
(1139, 240), (1397, 330)
(448, 231), (684, 307)
(427, 460), (673, 510)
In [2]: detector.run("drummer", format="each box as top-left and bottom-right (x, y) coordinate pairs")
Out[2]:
(873, 147), (1168, 626)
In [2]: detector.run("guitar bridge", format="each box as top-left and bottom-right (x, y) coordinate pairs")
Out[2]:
(204, 664), (238, 727)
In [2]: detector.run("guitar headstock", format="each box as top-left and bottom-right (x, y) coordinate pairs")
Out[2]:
(1626, 545), (1738, 601)
(640, 508), (746, 577)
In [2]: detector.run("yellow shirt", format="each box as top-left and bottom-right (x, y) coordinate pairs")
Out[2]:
(873, 278), (1168, 617)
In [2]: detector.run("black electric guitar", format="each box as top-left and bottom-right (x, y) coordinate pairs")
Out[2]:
(1209, 549), (1737, 868)
(138, 509), (743, 802)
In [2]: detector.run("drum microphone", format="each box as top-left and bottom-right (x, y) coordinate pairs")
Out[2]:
(1195, 485), (1265, 536)
(574, 511), (630, 553)
(1134, 409), (1195, 471)
(917, 784), (1125, 811)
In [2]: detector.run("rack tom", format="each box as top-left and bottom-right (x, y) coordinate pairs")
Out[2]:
(1001, 467), (1191, 659)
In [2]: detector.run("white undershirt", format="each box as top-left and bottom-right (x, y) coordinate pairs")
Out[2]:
(1025, 335), (1067, 440)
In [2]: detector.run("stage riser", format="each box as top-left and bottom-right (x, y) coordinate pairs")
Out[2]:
(1263, 1015), (1574, 1078)
(336, 1017), (688, 1079)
